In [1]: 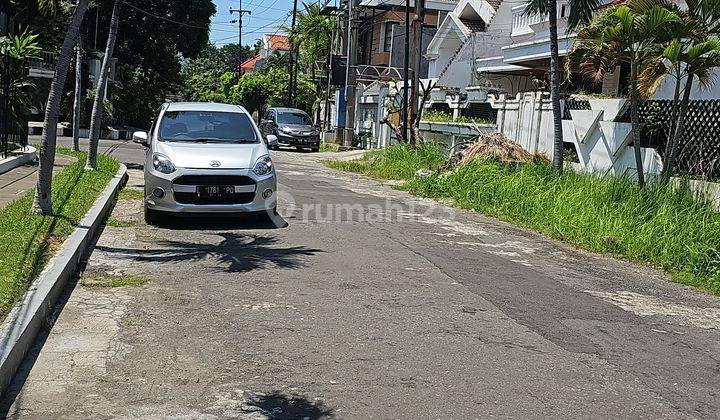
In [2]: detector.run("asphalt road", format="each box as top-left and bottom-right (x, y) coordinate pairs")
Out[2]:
(3, 140), (720, 418)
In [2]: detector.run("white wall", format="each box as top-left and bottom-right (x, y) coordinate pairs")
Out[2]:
(490, 93), (664, 179)
(653, 69), (720, 100)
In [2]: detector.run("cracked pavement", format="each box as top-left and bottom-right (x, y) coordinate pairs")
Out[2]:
(3, 144), (720, 419)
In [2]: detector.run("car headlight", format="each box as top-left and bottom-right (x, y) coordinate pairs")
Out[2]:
(152, 153), (176, 174)
(280, 126), (292, 134)
(253, 155), (273, 176)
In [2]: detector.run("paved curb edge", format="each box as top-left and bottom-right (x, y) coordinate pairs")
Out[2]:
(0, 147), (37, 175)
(0, 163), (128, 396)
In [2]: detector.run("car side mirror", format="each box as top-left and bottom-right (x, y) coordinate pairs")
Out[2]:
(266, 134), (278, 144)
(132, 131), (149, 146)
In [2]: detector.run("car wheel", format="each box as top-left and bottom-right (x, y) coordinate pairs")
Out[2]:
(295, 146), (303, 152)
(311, 146), (319, 153)
(144, 204), (160, 225)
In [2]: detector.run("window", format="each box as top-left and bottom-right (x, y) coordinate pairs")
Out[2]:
(382, 21), (399, 52)
(277, 111), (312, 125)
(560, 4), (567, 18)
(159, 111), (259, 143)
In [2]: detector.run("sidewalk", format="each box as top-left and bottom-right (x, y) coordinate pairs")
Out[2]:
(0, 155), (76, 210)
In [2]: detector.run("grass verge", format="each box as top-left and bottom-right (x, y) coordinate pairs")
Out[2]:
(325, 144), (720, 294)
(0, 149), (120, 319)
(324, 143), (446, 180)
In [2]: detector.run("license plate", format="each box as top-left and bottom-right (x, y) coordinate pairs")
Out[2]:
(197, 185), (235, 197)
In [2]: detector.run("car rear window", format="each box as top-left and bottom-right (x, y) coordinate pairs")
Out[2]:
(159, 111), (259, 143)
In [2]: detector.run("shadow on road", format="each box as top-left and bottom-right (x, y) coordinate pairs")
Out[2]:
(244, 391), (335, 419)
(153, 212), (289, 230)
(96, 232), (321, 273)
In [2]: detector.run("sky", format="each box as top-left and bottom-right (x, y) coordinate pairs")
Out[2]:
(210, 0), (299, 47)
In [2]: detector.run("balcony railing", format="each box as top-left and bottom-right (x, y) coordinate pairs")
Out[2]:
(511, 2), (569, 36)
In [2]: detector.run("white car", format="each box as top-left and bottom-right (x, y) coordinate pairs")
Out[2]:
(133, 102), (278, 225)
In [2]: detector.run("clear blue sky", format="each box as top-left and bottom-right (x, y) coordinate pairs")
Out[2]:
(210, 0), (298, 47)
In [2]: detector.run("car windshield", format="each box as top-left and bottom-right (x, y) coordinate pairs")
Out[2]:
(277, 111), (312, 125)
(159, 110), (259, 143)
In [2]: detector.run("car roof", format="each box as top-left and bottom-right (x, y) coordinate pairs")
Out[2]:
(165, 102), (248, 114)
(269, 107), (308, 114)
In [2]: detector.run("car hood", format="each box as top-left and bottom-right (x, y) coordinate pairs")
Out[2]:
(278, 124), (317, 134)
(155, 141), (267, 169)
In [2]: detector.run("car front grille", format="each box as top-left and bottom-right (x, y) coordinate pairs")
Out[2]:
(173, 175), (256, 205)
(173, 175), (255, 186)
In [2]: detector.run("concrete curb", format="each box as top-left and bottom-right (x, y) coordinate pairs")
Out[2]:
(0, 163), (128, 396)
(0, 147), (37, 175)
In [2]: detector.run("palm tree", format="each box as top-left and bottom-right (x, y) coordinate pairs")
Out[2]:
(86, 0), (121, 170)
(660, 37), (720, 181)
(282, 2), (335, 109)
(524, 0), (600, 173)
(72, 36), (82, 152)
(641, 0), (720, 182)
(31, 0), (91, 215)
(571, 1), (681, 188)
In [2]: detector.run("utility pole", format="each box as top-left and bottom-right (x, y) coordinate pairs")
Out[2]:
(402, 0), (410, 143)
(334, 8), (348, 145)
(411, 0), (425, 143)
(230, 3), (251, 81)
(324, 28), (334, 136)
(343, 0), (358, 148)
(288, 0), (299, 106)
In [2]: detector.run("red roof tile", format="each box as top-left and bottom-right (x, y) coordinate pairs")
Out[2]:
(266, 34), (290, 51)
(241, 55), (262, 70)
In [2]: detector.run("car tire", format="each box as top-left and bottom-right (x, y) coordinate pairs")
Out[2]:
(311, 146), (319, 153)
(144, 204), (160, 225)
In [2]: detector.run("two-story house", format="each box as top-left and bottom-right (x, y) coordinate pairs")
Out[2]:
(241, 33), (290, 75)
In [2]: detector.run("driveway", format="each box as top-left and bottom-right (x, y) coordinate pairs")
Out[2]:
(3, 144), (720, 418)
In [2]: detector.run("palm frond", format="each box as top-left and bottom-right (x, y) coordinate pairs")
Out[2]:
(638, 58), (668, 96)
(523, 0), (549, 17)
(37, 0), (58, 14)
(568, 0), (601, 30)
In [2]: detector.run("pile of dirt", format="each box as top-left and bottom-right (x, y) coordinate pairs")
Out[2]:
(458, 132), (532, 166)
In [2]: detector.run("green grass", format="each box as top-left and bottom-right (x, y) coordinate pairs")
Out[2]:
(0, 149), (120, 319)
(320, 143), (339, 153)
(118, 188), (145, 200)
(326, 144), (720, 294)
(324, 143), (446, 180)
(81, 275), (149, 288)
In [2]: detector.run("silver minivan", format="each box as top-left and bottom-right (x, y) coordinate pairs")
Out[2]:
(133, 102), (278, 224)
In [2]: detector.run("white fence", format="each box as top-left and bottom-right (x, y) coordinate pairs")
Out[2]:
(489, 92), (663, 179)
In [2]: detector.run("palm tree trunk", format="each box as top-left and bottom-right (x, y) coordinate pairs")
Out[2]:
(630, 59), (646, 188)
(72, 37), (82, 152)
(86, 0), (121, 170)
(661, 66), (682, 178)
(661, 73), (694, 183)
(31, 0), (90, 215)
(668, 64), (681, 137)
(548, 0), (564, 173)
